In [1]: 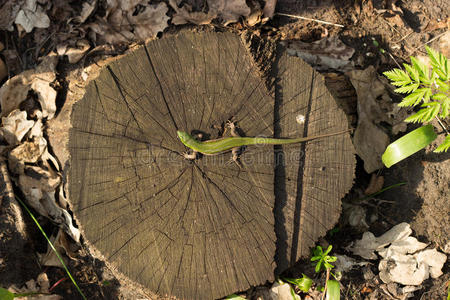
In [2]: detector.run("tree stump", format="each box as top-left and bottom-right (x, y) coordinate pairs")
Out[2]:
(56, 31), (355, 299)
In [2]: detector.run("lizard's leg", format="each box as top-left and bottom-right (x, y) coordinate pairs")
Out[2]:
(182, 132), (202, 160)
(183, 150), (198, 160)
(226, 120), (243, 168)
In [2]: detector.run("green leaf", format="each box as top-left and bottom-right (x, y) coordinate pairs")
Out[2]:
(398, 88), (427, 107)
(411, 56), (430, 83)
(313, 246), (323, 256)
(323, 245), (332, 255)
(434, 135), (450, 153)
(441, 99), (449, 118)
(435, 78), (449, 92)
(383, 69), (411, 86)
(326, 280), (340, 300)
(403, 63), (420, 83)
(394, 83), (419, 94)
(0, 288), (15, 300)
(315, 261), (323, 273)
(431, 93), (448, 101)
(324, 262), (335, 269)
(382, 125), (438, 167)
(426, 46), (449, 80)
(283, 274), (313, 292)
(426, 46), (440, 67)
(326, 256), (337, 263)
(405, 102), (440, 123)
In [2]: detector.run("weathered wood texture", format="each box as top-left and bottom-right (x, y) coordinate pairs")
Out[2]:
(273, 54), (355, 271)
(67, 31), (355, 299)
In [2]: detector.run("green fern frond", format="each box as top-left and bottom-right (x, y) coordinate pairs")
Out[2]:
(426, 46), (449, 80)
(383, 69), (411, 86)
(411, 56), (430, 84)
(403, 63), (420, 83)
(434, 135), (450, 153)
(394, 83), (419, 94)
(398, 89), (427, 107)
(405, 102), (440, 123)
(441, 98), (449, 118)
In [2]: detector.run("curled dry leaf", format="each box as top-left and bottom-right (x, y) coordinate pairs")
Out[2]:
(8, 138), (46, 174)
(283, 36), (355, 72)
(57, 39), (91, 64)
(0, 54), (58, 119)
(379, 248), (447, 285)
(350, 222), (447, 285)
(14, 0), (50, 33)
(87, 1), (169, 44)
(364, 173), (384, 195)
(38, 229), (74, 267)
(0, 0), (22, 31)
(262, 0), (277, 21)
(0, 109), (35, 146)
(73, 0), (97, 23)
(18, 172), (80, 242)
(208, 0), (251, 25)
(348, 66), (408, 173)
(169, 0), (257, 26)
(169, 0), (215, 25)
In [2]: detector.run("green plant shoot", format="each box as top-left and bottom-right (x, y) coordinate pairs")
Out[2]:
(382, 46), (449, 166)
(282, 274), (313, 292)
(311, 245), (340, 300)
(311, 245), (337, 273)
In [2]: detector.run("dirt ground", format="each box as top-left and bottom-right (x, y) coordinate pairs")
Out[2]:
(0, 0), (449, 299)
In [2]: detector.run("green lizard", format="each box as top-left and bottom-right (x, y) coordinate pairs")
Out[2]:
(177, 122), (351, 166)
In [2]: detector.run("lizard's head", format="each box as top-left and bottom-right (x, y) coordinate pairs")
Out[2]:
(177, 131), (193, 146)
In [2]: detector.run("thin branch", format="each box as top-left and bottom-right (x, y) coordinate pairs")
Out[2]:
(276, 12), (344, 28)
(408, 31), (447, 55)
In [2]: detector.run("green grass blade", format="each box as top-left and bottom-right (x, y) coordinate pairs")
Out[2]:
(382, 125), (437, 167)
(325, 280), (340, 300)
(15, 197), (87, 300)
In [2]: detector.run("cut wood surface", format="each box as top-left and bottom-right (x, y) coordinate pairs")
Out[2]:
(65, 31), (355, 299)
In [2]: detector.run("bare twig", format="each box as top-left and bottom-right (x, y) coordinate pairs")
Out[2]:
(408, 31), (447, 55)
(276, 12), (344, 28)
(436, 116), (449, 135)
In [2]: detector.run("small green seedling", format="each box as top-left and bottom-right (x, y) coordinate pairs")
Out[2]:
(311, 245), (340, 300)
(283, 274), (313, 293)
(382, 46), (449, 167)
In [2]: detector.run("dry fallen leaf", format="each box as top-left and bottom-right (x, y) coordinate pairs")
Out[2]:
(0, 54), (58, 119)
(0, 109), (35, 146)
(57, 39), (91, 64)
(73, 0), (97, 23)
(283, 36), (355, 72)
(14, 0), (50, 33)
(170, 0), (261, 26)
(262, 0), (277, 21)
(131, 3), (170, 40)
(364, 173), (384, 195)
(87, 1), (169, 44)
(208, 0), (251, 25)
(348, 66), (408, 173)
(169, 0), (215, 25)
(0, 0), (22, 31)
